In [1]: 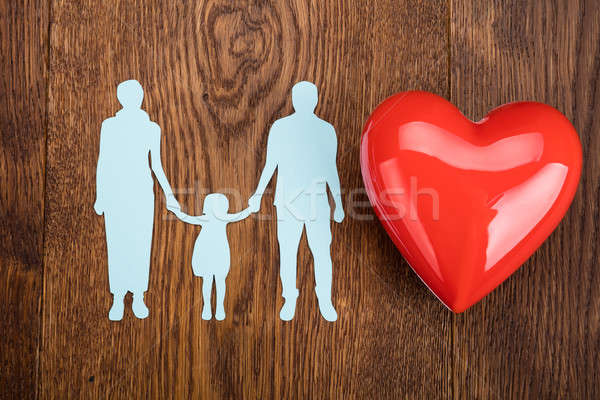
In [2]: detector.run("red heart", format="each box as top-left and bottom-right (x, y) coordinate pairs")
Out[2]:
(360, 92), (582, 312)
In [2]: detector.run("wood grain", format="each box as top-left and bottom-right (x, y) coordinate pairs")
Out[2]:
(451, 0), (600, 398)
(42, 0), (450, 398)
(0, 2), (48, 399)
(1, 0), (597, 398)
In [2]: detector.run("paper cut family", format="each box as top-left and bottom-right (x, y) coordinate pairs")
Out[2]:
(94, 80), (344, 322)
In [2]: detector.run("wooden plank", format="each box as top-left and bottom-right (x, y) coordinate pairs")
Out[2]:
(451, 0), (600, 398)
(43, 0), (451, 398)
(0, 2), (48, 399)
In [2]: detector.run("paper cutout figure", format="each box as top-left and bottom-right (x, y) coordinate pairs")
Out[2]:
(94, 80), (180, 321)
(171, 194), (252, 320)
(248, 81), (345, 322)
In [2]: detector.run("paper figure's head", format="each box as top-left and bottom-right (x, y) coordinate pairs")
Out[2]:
(203, 193), (229, 216)
(117, 80), (144, 109)
(292, 81), (318, 114)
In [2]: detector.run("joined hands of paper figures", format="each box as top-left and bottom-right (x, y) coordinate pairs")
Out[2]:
(96, 80), (345, 322)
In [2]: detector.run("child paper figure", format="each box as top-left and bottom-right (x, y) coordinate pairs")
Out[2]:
(173, 194), (252, 320)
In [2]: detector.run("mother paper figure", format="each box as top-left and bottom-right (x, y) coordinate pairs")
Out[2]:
(94, 80), (180, 321)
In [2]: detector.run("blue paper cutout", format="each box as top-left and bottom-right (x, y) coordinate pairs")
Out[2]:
(171, 194), (252, 320)
(94, 80), (180, 321)
(95, 80), (344, 322)
(248, 81), (345, 321)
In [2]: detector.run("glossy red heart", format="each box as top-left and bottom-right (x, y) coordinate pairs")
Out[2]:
(360, 92), (582, 312)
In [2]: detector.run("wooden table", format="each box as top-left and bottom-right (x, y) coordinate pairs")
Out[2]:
(1, 1), (598, 398)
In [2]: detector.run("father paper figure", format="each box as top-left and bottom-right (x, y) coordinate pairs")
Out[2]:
(249, 81), (345, 322)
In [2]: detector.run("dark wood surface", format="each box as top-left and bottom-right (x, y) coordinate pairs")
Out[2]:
(0, 1), (597, 398)
(0, 1), (48, 399)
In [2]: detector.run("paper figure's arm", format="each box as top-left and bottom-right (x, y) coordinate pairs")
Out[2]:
(253, 123), (279, 197)
(94, 121), (109, 214)
(95, 123), (106, 196)
(175, 210), (209, 225)
(149, 124), (180, 210)
(226, 207), (252, 222)
(325, 125), (343, 213)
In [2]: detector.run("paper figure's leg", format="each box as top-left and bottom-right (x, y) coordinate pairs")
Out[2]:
(104, 195), (153, 321)
(134, 204), (154, 294)
(215, 276), (226, 321)
(306, 204), (337, 322)
(105, 213), (126, 321)
(130, 196), (154, 320)
(105, 213), (127, 295)
(108, 291), (125, 321)
(276, 206), (304, 321)
(202, 276), (213, 320)
(132, 292), (149, 319)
